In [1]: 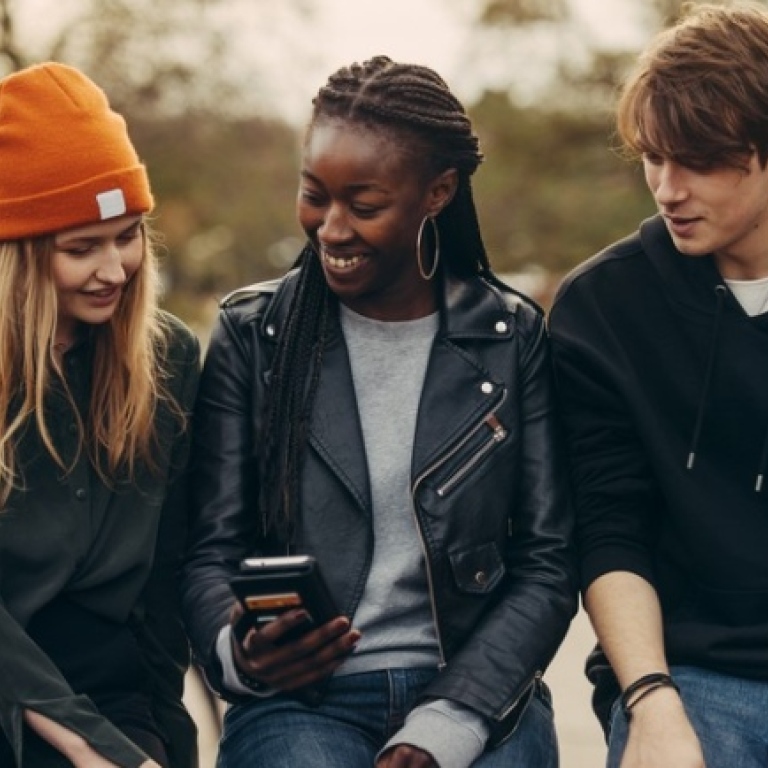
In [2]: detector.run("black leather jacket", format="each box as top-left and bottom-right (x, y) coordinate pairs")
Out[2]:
(182, 270), (576, 746)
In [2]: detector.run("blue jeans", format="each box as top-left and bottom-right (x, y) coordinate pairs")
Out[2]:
(217, 668), (557, 767)
(607, 665), (768, 767)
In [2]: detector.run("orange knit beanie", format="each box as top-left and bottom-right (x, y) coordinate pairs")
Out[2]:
(0, 62), (154, 240)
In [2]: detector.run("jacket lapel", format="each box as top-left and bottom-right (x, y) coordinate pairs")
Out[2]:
(412, 337), (501, 478)
(307, 315), (372, 515)
(412, 274), (513, 479)
(280, 271), (515, 514)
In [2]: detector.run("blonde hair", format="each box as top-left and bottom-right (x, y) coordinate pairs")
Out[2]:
(0, 221), (179, 505)
(617, 2), (768, 170)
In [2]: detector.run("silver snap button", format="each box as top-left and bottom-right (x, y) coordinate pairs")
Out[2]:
(265, 324), (276, 337)
(75, 488), (87, 501)
(481, 382), (493, 394)
(475, 571), (488, 586)
(495, 321), (508, 334)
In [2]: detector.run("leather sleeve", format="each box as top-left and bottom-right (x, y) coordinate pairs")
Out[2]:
(420, 309), (578, 744)
(181, 300), (268, 692)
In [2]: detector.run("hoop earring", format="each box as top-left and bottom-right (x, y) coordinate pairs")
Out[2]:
(416, 216), (440, 281)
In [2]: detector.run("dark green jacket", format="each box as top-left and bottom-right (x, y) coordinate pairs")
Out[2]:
(0, 312), (200, 768)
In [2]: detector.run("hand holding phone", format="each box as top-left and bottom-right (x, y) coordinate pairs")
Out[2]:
(228, 555), (360, 693)
(229, 555), (340, 645)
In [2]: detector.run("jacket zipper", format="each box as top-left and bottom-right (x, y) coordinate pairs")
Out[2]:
(410, 391), (508, 669)
(500, 669), (541, 719)
(436, 411), (508, 497)
(493, 670), (542, 744)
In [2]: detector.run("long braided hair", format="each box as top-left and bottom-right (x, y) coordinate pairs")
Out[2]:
(259, 55), (493, 540)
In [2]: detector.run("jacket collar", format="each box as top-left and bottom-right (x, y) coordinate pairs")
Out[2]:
(440, 272), (518, 340)
(260, 268), (519, 344)
(259, 267), (520, 515)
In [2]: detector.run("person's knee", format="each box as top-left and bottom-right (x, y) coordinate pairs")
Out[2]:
(218, 705), (377, 768)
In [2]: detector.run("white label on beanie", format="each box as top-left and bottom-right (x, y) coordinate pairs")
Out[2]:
(96, 189), (127, 220)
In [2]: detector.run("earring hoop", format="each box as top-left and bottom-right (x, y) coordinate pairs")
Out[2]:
(416, 216), (440, 281)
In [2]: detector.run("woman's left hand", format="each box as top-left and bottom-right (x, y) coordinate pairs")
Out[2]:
(23, 709), (138, 768)
(376, 744), (438, 767)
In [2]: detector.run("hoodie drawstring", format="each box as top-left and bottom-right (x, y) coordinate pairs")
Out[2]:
(755, 430), (768, 492)
(686, 284), (768, 492)
(687, 284), (726, 471)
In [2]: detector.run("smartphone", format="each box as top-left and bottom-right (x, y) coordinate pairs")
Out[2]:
(229, 555), (339, 645)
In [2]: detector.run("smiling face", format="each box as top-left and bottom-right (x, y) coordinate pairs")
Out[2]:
(297, 118), (456, 321)
(644, 152), (768, 279)
(52, 214), (144, 346)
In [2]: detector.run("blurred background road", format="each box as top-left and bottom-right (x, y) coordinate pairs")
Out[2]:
(183, 609), (607, 768)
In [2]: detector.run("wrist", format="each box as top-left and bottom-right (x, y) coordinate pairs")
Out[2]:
(233, 663), (270, 693)
(628, 683), (682, 716)
(58, 732), (93, 763)
(24, 710), (89, 760)
(229, 630), (270, 693)
(621, 672), (680, 721)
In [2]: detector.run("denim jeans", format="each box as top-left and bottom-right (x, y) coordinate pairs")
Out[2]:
(217, 668), (557, 767)
(607, 665), (768, 767)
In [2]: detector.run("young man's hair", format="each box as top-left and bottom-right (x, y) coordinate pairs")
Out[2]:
(259, 56), (495, 538)
(0, 221), (180, 505)
(617, 2), (768, 170)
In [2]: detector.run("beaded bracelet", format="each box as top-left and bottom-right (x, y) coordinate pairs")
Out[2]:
(620, 672), (679, 721)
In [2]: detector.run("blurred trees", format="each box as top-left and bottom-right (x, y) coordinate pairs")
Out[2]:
(0, 0), (731, 322)
(461, 0), (656, 288)
(134, 114), (302, 324)
(478, 0), (569, 24)
(0, 0), (317, 113)
(470, 91), (653, 276)
(2, 0), (230, 109)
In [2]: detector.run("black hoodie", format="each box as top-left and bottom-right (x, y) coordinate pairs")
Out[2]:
(549, 214), (768, 728)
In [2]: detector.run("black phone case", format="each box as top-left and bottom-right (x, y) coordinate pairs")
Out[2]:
(229, 557), (339, 645)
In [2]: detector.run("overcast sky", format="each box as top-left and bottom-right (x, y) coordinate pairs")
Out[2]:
(17, 0), (652, 123)
(237, 0), (651, 121)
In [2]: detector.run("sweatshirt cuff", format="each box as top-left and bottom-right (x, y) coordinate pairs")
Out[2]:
(378, 699), (489, 768)
(215, 625), (276, 698)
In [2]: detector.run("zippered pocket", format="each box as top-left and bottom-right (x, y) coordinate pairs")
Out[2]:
(436, 412), (508, 498)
